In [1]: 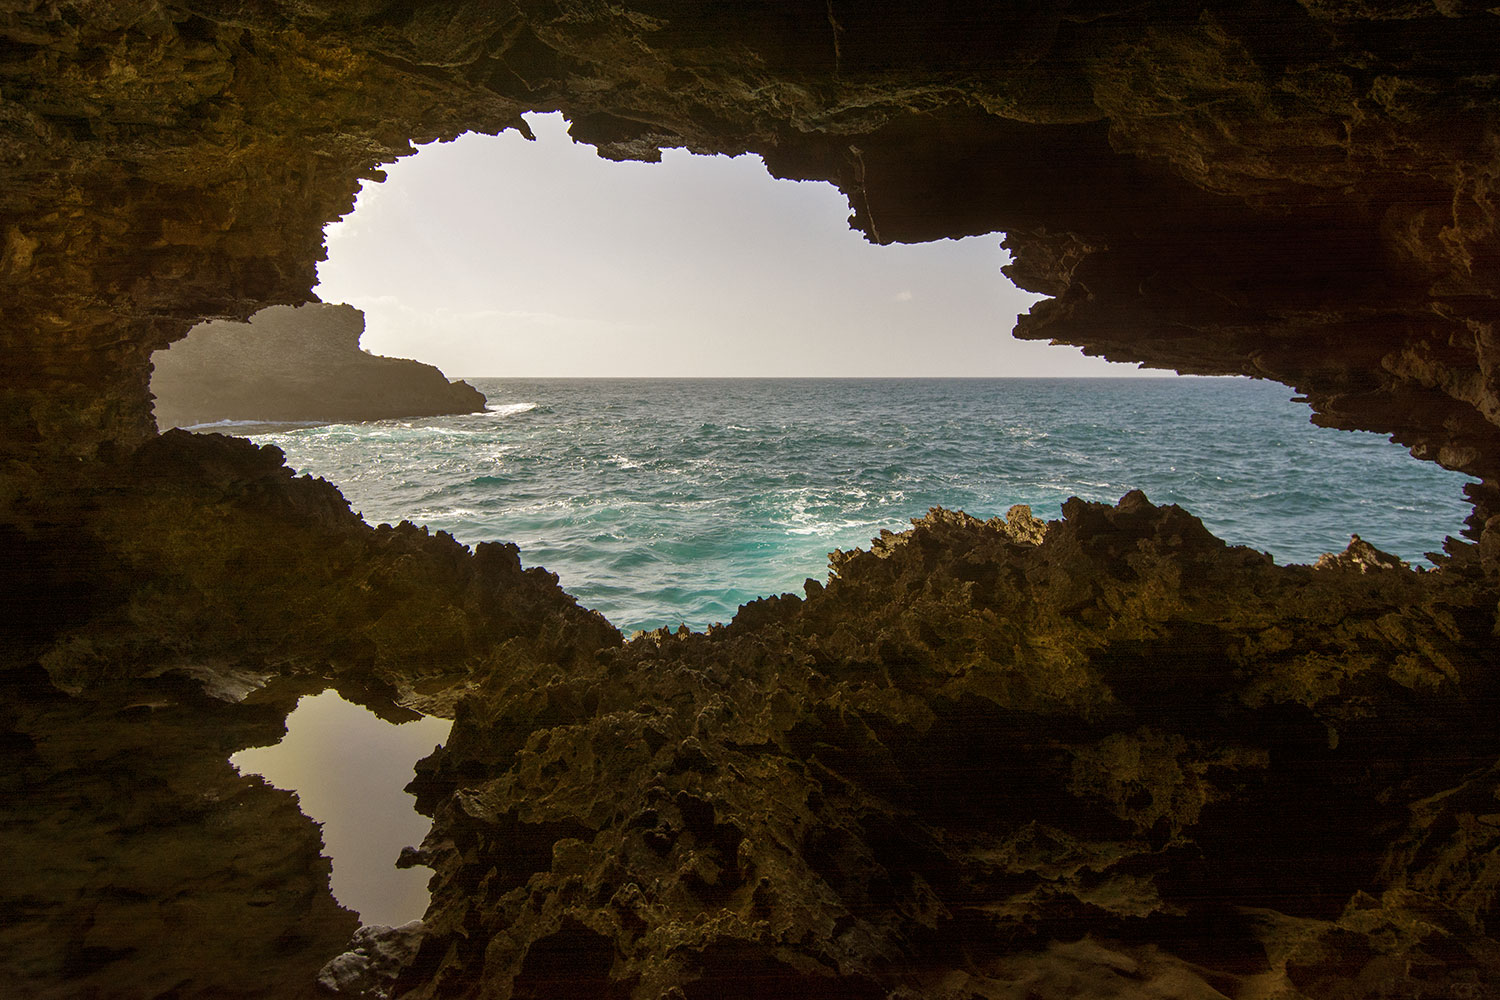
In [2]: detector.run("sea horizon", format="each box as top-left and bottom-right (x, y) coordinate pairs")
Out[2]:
(248, 376), (1474, 635)
(446, 372), (1202, 381)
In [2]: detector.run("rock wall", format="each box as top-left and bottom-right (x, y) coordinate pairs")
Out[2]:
(6, 2), (1500, 998)
(150, 303), (486, 429)
(5, 429), (618, 703)
(2, 428), (619, 997)
(399, 499), (1500, 999)
(0, 663), (359, 1000)
(4, 2), (1500, 526)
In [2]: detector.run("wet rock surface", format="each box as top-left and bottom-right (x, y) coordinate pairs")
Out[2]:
(2, 432), (616, 997)
(0, 664), (357, 999)
(150, 303), (486, 430)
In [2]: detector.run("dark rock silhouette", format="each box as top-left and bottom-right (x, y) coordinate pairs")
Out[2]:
(5, 2), (1500, 998)
(0, 663), (359, 999)
(398, 498), (1500, 999)
(150, 304), (486, 429)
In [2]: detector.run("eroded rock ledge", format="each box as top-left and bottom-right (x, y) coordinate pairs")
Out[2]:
(4, 1), (1500, 531)
(3, 430), (618, 703)
(6, 2), (1500, 998)
(2, 430), (616, 997)
(150, 303), (487, 430)
(396, 497), (1500, 999)
(3, 421), (1498, 996)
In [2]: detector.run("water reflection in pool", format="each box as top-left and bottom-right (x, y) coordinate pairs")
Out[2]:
(231, 691), (450, 926)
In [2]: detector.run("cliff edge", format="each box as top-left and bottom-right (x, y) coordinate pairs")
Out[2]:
(150, 303), (487, 429)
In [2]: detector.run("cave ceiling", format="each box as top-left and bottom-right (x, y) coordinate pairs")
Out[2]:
(2, 0), (1500, 530)
(7, 4), (1500, 998)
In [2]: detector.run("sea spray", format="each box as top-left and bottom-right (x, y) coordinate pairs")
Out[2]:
(250, 377), (1475, 633)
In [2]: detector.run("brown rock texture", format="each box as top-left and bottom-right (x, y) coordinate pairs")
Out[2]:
(5, 2), (1500, 998)
(0, 663), (359, 1000)
(398, 498), (1500, 998)
(149, 303), (487, 430)
(2, 429), (617, 997)
(3, 1), (1500, 524)
(4, 428), (618, 704)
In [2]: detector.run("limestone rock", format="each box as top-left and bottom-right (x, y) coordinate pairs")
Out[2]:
(396, 493), (1500, 998)
(2, 0), (1500, 526)
(0, 430), (617, 996)
(318, 921), (426, 999)
(8, 428), (619, 705)
(151, 303), (486, 429)
(7, 2), (1500, 997)
(999, 502), (1049, 545)
(0, 664), (358, 1000)
(1313, 533), (1411, 573)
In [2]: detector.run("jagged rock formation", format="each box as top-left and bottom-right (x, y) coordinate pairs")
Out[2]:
(0, 663), (359, 999)
(6, 429), (618, 705)
(319, 921), (427, 999)
(150, 303), (487, 430)
(4, 1), (1500, 530)
(398, 499), (1500, 999)
(5, 2), (1500, 998)
(2, 430), (617, 997)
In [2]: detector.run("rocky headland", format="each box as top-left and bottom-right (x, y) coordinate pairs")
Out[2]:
(5, 2), (1500, 997)
(150, 303), (486, 429)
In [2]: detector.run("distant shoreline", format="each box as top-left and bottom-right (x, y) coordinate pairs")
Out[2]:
(450, 373), (1219, 381)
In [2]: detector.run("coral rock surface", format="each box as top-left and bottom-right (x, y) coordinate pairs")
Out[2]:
(5, 2), (1500, 997)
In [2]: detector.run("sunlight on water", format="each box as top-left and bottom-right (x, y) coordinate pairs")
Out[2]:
(250, 377), (1477, 634)
(231, 691), (450, 926)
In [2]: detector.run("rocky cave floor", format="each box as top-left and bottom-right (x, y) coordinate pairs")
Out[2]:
(4, 430), (1500, 999)
(9, 2), (1500, 995)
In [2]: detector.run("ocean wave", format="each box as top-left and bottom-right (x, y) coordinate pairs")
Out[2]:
(262, 377), (1473, 631)
(784, 520), (881, 537)
(484, 402), (540, 417)
(185, 418), (324, 432)
(411, 507), (480, 520)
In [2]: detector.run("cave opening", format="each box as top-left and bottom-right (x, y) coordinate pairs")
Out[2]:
(147, 112), (1479, 633)
(12, 5), (1500, 998)
(311, 112), (1105, 380)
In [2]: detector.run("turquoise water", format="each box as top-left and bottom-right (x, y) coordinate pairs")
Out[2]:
(248, 377), (1475, 634)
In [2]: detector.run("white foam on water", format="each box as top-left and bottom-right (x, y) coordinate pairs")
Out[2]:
(412, 507), (480, 520)
(180, 418), (324, 432)
(484, 401), (539, 417)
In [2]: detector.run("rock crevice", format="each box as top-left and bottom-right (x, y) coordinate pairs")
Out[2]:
(6, 2), (1500, 997)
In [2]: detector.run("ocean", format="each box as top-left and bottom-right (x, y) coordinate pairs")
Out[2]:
(245, 377), (1475, 635)
(229, 375), (1477, 927)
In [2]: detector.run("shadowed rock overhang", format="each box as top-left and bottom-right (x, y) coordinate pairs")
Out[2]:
(5, 4), (1500, 999)
(3, 0), (1500, 534)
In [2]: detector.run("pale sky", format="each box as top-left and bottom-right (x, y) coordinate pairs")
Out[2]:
(232, 691), (450, 927)
(315, 112), (1159, 378)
